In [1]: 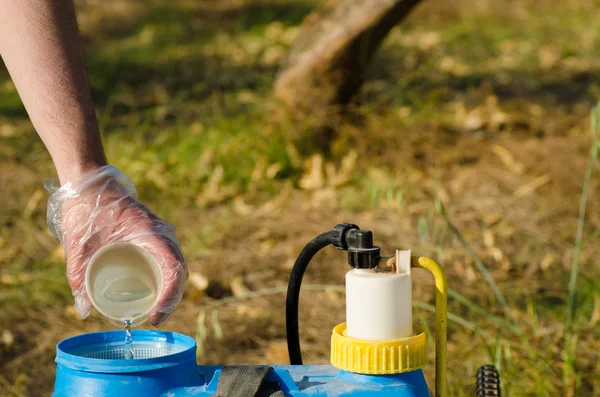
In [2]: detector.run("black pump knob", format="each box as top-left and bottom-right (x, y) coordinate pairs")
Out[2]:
(348, 230), (373, 248)
(346, 229), (381, 269)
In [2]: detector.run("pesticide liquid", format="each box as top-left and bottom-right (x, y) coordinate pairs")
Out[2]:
(104, 277), (153, 302)
(87, 243), (160, 324)
(123, 319), (133, 360)
(89, 274), (157, 321)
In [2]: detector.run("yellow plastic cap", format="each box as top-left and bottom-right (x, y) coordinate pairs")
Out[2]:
(330, 323), (428, 375)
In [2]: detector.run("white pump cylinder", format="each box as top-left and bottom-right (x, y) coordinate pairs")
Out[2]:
(345, 249), (412, 340)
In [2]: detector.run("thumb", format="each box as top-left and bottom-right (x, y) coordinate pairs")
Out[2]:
(74, 291), (92, 319)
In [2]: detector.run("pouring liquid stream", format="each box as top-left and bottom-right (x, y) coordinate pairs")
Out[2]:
(123, 319), (133, 360)
(104, 278), (154, 359)
(96, 271), (158, 359)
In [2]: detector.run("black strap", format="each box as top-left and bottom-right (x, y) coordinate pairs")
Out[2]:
(212, 366), (284, 397)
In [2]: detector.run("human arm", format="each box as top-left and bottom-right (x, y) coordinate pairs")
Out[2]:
(0, 0), (106, 184)
(0, 0), (187, 325)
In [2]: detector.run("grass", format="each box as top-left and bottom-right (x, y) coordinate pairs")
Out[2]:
(564, 102), (600, 395)
(437, 199), (511, 315)
(1, 0), (600, 396)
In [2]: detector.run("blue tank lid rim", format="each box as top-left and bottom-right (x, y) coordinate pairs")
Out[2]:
(55, 330), (197, 373)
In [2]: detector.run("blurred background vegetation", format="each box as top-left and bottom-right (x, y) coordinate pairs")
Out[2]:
(1, 0), (600, 396)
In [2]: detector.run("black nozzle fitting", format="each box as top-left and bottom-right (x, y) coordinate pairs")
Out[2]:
(331, 223), (360, 250)
(346, 229), (381, 269)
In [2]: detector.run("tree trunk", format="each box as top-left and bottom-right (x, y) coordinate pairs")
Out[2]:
(274, 0), (422, 120)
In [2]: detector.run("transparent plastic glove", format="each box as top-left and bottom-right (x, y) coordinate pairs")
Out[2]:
(45, 165), (187, 325)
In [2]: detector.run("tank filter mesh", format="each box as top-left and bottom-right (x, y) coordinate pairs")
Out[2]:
(73, 341), (185, 360)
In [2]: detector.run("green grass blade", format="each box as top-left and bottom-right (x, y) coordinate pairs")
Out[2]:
(436, 200), (510, 313)
(563, 102), (600, 393)
(448, 288), (521, 335)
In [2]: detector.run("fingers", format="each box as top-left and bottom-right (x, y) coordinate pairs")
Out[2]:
(63, 202), (99, 319)
(65, 243), (93, 319)
(139, 234), (187, 326)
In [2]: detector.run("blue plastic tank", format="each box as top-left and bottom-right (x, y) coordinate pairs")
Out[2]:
(52, 330), (430, 397)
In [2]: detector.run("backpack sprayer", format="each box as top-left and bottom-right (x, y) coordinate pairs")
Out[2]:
(52, 224), (501, 397)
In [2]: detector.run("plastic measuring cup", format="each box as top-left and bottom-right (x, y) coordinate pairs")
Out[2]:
(85, 242), (162, 327)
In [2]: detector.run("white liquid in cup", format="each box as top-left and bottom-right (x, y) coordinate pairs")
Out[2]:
(85, 243), (162, 327)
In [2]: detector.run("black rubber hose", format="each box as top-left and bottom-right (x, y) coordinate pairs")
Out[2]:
(286, 230), (338, 365)
(476, 365), (501, 397)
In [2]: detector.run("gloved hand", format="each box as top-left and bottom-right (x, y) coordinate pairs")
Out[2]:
(45, 165), (187, 325)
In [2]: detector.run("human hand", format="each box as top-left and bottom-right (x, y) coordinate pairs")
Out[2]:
(46, 165), (187, 326)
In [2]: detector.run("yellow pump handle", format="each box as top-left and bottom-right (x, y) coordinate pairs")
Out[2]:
(413, 256), (448, 397)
